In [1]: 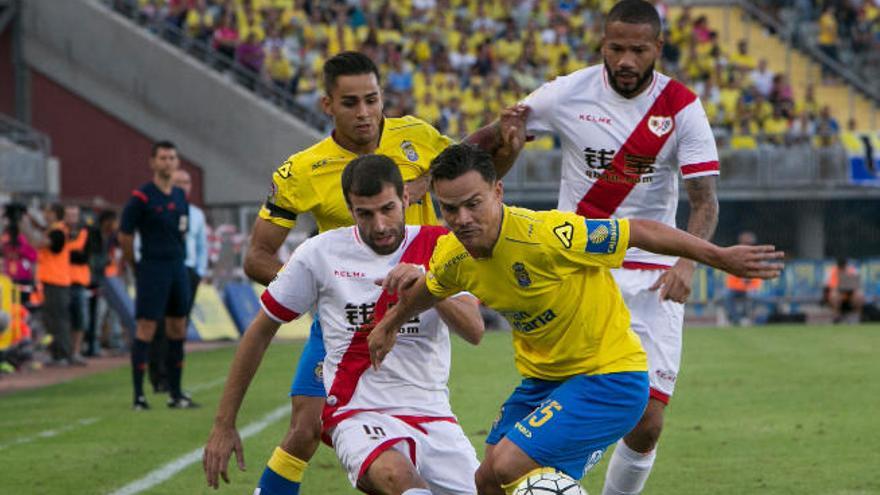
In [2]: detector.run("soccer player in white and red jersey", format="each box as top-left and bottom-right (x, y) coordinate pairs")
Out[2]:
(204, 155), (483, 495)
(469, 2), (720, 493)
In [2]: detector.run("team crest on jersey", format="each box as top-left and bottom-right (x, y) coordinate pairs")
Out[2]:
(647, 115), (674, 137)
(267, 181), (278, 203)
(401, 140), (419, 162)
(512, 262), (532, 287)
(585, 219), (618, 254)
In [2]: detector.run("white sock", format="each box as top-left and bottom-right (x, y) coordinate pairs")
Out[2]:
(402, 489), (432, 495)
(601, 439), (657, 495)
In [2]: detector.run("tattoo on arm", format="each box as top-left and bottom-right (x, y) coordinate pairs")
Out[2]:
(683, 176), (719, 241)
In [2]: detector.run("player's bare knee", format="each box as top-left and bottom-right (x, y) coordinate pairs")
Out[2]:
(475, 463), (501, 494)
(364, 451), (426, 493)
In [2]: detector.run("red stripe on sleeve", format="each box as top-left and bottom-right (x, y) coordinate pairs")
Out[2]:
(577, 80), (697, 219)
(132, 190), (148, 203)
(260, 290), (300, 322)
(681, 160), (720, 176)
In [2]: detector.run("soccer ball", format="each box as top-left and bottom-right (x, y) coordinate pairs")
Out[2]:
(512, 471), (588, 495)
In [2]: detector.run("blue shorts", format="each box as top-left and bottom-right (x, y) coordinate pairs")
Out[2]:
(486, 372), (649, 480)
(288, 317), (327, 397)
(134, 259), (190, 321)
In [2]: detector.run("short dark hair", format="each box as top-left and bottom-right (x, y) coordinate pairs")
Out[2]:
(323, 51), (381, 93)
(341, 154), (404, 204)
(429, 143), (496, 186)
(151, 140), (177, 157)
(49, 203), (65, 221)
(605, 0), (662, 38)
(98, 209), (117, 225)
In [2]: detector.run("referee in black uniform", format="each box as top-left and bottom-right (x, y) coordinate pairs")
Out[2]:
(119, 140), (198, 410)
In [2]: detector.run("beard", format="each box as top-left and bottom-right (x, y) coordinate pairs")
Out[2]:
(604, 60), (655, 98)
(361, 223), (404, 255)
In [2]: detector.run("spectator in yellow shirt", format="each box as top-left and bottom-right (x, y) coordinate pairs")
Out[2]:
(817, 5), (838, 79)
(265, 45), (293, 91)
(728, 39), (757, 73)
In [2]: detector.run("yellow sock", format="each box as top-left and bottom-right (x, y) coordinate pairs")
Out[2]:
(266, 447), (308, 482)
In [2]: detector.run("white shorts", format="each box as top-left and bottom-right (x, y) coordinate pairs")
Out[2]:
(612, 268), (685, 402)
(330, 411), (480, 494)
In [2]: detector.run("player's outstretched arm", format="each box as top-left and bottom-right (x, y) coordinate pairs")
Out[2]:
(435, 295), (484, 345)
(628, 218), (785, 279)
(203, 310), (281, 489)
(464, 105), (529, 179)
(243, 218), (289, 286)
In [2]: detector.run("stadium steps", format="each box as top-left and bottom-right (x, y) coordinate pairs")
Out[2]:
(670, 5), (877, 130)
(19, 0), (322, 204)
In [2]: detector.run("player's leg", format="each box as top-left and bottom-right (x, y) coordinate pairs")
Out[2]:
(359, 449), (429, 495)
(603, 269), (683, 495)
(257, 319), (325, 494)
(490, 373), (649, 493)
(331, 412), (426, 495)
(131, 260), (172, 409)
(413, 420), (480, 495)
(475, 378), (561, 495)
(164, 262), (194, 407)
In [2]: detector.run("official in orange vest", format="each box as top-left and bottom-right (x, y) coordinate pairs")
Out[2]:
(35, 203), (75, 365)
(66, 205), (92, 365)
(724, 231), (763, 325)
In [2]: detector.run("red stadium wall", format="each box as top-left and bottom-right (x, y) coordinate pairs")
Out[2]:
(27, 70), (204, 207)
(0, 30), (15, 115)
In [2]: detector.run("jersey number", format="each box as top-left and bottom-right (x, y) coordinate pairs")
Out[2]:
(528, 400), (562, 428)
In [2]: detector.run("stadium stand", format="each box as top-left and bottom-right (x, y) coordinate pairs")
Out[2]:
(106, 0), (877, 148)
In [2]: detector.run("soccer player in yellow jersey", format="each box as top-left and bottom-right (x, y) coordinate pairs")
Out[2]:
(369, 144), (784, 494)
(204, 52), (520, 493)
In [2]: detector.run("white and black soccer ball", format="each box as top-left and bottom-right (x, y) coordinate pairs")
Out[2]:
(512, 471), (588, 495)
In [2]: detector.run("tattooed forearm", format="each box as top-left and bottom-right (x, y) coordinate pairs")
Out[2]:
(683, 176), (719, 241)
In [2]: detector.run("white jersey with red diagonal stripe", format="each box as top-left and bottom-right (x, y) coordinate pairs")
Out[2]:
(522, 65), (719, 267)
(260, 225), (455, 423)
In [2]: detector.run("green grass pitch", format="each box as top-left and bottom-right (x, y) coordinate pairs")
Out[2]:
(1, 324), (878, 494)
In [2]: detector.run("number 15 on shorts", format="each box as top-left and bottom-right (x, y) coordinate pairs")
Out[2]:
(527, 400), (562, 428)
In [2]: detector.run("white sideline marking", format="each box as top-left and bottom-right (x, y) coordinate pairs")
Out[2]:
(107, 405), (289, 495)
(0, 417), (101, 450)
(187, 376), (227, 393)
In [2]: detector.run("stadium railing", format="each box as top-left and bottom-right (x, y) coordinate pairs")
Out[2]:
(502, 144), (861, 205)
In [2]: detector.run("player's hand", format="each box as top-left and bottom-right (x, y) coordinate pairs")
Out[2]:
(717, 245), (785, 279)
(375, 263), (425, 296)
(650, 259), (696, 304)
(203, 424), (245, 489)
(368, 320), (397, 370)
(404, 174), (430, 204)
(496, 104), (530, 159)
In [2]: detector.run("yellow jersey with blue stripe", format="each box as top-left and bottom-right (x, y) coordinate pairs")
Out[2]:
(258, 116), (451, 232)
(426, 206), (647, 380)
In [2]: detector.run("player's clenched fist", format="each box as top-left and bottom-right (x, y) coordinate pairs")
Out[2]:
(203, 425), (245, 489)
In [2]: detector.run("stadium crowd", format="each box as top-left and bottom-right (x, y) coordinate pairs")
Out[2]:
(0, 197), (220, 376)
(115, 0), (854, 149)
(0, 203), (127, 372)
(754, 0), (880, 82)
